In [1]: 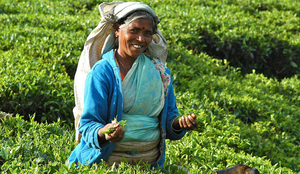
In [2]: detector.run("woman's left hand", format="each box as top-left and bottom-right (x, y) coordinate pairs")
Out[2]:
(175, 113), (198, 131)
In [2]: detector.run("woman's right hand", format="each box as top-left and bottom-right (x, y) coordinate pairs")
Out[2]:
(98, 123), (125, 143)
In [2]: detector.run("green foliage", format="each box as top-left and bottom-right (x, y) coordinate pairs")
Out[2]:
(0, 49), (74, 122)
(0, 115), (75, 173)
(166, 131), (295, 173)
(157, 0), (300, 79)
(0, 116), (296, 173)
(0, 0), (300, 173)
(169, 49), (300, 172)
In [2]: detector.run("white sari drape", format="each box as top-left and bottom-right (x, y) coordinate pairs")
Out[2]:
(121, 53), (164, 142)
(105, 53), (164, 166)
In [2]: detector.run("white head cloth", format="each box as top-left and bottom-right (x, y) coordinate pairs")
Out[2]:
(73, 1), (168, 141)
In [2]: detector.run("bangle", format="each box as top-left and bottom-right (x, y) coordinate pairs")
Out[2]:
(171, 118), (182, 132)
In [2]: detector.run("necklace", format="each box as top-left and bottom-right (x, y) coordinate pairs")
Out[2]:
(114, 50), (128, 73)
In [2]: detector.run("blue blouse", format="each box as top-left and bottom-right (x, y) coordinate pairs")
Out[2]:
(68, 49), (186, 168)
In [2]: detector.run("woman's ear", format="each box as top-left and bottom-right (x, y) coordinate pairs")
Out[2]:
(114, 23), (120, 37)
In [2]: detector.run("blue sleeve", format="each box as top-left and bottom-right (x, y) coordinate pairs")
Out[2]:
(165, 71), (186, 140)
(78, 65), (111, 150)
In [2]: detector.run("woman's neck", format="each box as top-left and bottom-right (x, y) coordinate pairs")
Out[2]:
(114, 49), (136, 71)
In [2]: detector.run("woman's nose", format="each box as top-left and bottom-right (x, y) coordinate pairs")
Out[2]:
(137, 35), (144, 42)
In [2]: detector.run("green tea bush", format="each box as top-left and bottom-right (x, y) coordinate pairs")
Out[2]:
(168, 48), (300, 171)
(0, 0), (95, 122)
(0, 115), (296, 173)
(0, 115), (76, 173)
(0, 51), (74, 122)
(158, 0), (300, 79)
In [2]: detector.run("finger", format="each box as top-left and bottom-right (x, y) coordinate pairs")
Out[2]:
(109, 126), (125, 143)
(105, 133), (112, 141)
(119, 126), (125, 136)
(180, 116), (187, 129)
(110, 126), (120, 137)
(107, 134), (118, 143)
(188, 115), (197, 124)
(190, 112), (196, 119)
(104, 126), (119, 141)
(105, 124), (117, 132)
(118, 127), (125, 139)
(178, 116), (182, 128)
(110, 123), (120, 129)
(185, 116), (195, 129)
(188, 116), (199, 129)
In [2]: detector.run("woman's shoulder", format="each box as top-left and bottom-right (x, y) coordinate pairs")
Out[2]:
(86, 60), (115, 86)
(91, 59), (112, 73)
(91, 50), (115, 72)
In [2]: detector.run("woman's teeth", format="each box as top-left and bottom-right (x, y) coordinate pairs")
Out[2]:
(133, 45), (142, 48)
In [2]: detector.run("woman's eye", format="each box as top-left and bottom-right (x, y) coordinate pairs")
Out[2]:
(131, 28), (138, 32)
(145, 32), (153, 36)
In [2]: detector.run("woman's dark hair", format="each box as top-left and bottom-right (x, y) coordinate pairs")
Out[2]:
(116, 10), (158, 34)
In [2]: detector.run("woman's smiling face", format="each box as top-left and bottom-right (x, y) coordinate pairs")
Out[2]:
(115, 17), (153, 60)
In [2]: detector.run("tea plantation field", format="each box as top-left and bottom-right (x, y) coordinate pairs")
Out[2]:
(1, 0), (299, 173)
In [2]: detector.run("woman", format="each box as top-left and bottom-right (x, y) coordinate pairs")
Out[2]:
(69, 1), (198, 168)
